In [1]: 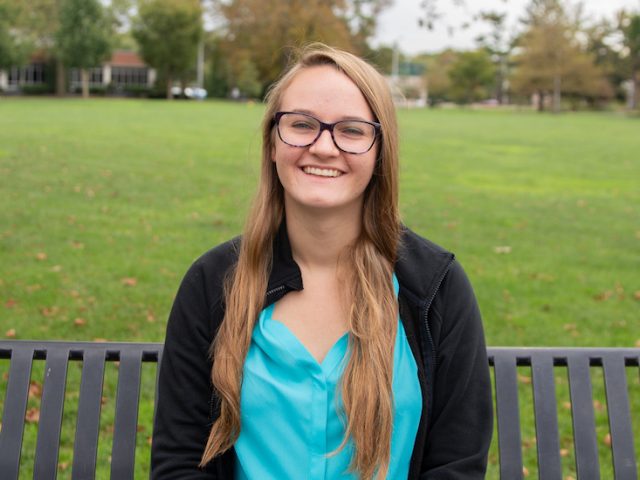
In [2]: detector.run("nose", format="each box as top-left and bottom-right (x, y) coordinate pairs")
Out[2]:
(309, 129), (339, 156)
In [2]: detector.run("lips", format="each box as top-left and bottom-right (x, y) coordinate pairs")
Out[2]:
(302, 166), (343, 178)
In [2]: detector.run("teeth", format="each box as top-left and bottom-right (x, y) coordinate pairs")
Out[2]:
(303, 166), (342, 177)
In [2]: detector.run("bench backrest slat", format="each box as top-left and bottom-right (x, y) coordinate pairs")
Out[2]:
(110, 348), (144, 479)
(492, 352), (524, 479)
(531, 353), (562, 479)
(602, 355), (638, 480)
(567, 355), (600, 477)
(72, 348), (106, 480)
(0, 347), (34, 479)
(1, 341), (638, 478)
(34, 347), (70, 479)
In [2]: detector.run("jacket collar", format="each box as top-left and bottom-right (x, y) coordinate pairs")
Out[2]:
(265, 221), (454, 307)
(266, 221), (303, 299)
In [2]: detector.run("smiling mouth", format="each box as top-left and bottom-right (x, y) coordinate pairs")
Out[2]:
(302, 166), (343, 178)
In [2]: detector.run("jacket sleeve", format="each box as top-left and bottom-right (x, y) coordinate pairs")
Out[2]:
(420, 260), (493, 479)
(151, 259), (220, 479)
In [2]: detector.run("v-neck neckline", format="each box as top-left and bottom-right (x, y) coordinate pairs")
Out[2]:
(257, 303), (348, 376)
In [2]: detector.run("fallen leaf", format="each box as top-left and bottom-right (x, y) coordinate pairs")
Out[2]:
(562, 401), (571, 410)
(121, 277), (137, 287)
(560, 448), (569, 457)
(523, 466), (529, 477)
(101, 396), (108, 405)
(35, 252), (47, 261)
(634, 291), (640, 301)
(51, 265), (62, 272)
(635, 339), (640, 347)
(58, 462), (69, 471)
(147, 436), (152, 446)
(29, 381), (42, 399)
(40, 306), (59, 317)
(70, 241), (84, 250)
(137, 424), (145, 432)
(5, 299), (17, 308)
(593, 290), (612, 301)
(563, 323), (577, 331)
(146, 310), (155, 323)
(2, 372), (8, 381)
(517, 374), (531, 384)
(74, 318), (86, 326)
(565, 476), (576, 480)
(93, 338), (108, 343)
(593, 400), (604, 412)
(25, 408), (40, 423)
(494, 246), (512, 254)
(603, 433), (611, 447)
(5, 328), (16, 338)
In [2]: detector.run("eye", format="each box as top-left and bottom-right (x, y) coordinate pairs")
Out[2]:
(290, 120), (316, 130)
(336, 122), (367, 137)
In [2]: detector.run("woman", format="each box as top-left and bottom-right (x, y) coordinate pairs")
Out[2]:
(151, 44), (492, 479)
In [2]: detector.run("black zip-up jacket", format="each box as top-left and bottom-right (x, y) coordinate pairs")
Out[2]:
(151, 224), (492, 479)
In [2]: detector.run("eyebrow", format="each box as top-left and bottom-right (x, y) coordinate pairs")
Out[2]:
(289, 109), (373, 123)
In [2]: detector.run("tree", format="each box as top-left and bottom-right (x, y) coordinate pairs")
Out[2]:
(510, 0), (611, 111)
(133, 0), (203, 99)
(414, 49), (458, 105)
(213, 0), (391, 97)
(0, 3), (25, 72)
(448, 49), (495, 104)
(56, 0), (112, 98)
(584, 18), (627, 102)
(476, 11), (513, 104)
(622, 13), (640, 109)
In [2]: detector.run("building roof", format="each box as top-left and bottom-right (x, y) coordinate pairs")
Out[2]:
(107, 51), (147, 67)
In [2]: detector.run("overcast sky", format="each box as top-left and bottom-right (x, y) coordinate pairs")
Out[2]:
(374, 0), (640, 55)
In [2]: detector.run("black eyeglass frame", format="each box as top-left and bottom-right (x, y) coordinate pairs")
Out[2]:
(273, 111), (382, 155)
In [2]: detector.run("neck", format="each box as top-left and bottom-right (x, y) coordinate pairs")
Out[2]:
(285, 200), (363, 270)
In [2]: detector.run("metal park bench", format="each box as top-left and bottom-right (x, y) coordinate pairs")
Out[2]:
(0, 341), (638, 479)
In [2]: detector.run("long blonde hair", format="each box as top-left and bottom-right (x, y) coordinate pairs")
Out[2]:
(201, 44), (401, 479)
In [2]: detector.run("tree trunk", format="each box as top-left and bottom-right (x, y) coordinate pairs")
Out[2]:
(166, 73), (173, 100)
(537, 90), (544, 112)
(632, 66), (639, 110)
(81, 69), (89, 99)
(56, 58), (66, 97)
(553, 74), (561, 113)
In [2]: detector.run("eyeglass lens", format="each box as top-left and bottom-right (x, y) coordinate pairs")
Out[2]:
(277, 113), (376, 154)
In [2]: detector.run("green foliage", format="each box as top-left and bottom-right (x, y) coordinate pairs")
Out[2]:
(0, 2), (27, 69)
(133, 0), (203, 98)
(55, 0), (112, 69)
(511, 0), (612, 111)
(417, 50), (458, 104)
(622, 13), (640, 108)
(214, 0), (391, 96)
(205, 37), (230, 98)
(448, 49), (495, 103)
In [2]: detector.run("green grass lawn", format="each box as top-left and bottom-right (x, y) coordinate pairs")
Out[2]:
(0, 98), (638, 478)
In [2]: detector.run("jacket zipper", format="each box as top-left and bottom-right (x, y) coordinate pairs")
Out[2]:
(265, 284), (286, 299)
(423, 258), (454, 373)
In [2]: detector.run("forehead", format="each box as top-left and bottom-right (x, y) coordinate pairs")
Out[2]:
(279, 65), (374, 121)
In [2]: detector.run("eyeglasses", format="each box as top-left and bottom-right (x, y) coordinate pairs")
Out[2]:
(273, 111), (381, 155)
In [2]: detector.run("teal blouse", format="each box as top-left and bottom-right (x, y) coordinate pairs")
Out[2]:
(235, 276), (422, 479)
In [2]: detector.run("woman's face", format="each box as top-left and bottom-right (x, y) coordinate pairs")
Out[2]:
(272, 65), (377, 216)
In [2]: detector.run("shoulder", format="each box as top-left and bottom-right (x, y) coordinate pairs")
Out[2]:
(175, 236), (241, 313)
(395, 226), (455, 302)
